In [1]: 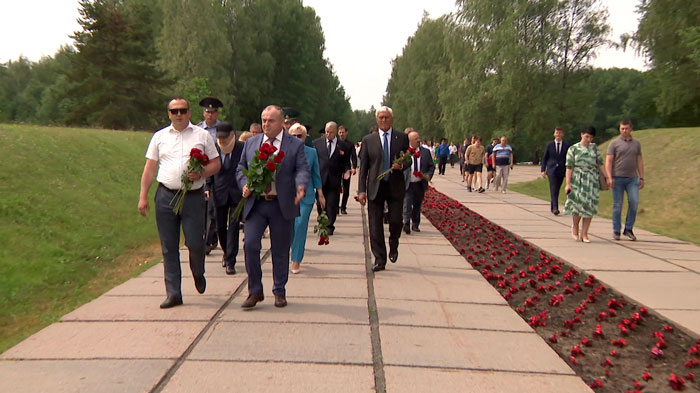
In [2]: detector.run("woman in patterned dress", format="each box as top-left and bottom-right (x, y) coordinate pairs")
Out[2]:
(563, 126), (609, 243)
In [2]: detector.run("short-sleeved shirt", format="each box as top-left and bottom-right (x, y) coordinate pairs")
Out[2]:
(492, 144), (513, 166)
(146, 122), (219, 190)
(466, 144), (485, 165)
(607, 136), (642, 178)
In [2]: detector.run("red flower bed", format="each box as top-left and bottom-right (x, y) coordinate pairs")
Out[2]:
(422, 187), (700, 392)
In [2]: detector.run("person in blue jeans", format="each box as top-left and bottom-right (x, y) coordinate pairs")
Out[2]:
(289, 124), (326, 274)
(605, 120), (644, 241)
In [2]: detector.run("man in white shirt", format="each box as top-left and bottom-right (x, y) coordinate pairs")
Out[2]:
(138, 97), (221, 308)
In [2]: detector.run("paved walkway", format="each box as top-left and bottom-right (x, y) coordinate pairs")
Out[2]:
(1, 166), (697, 392)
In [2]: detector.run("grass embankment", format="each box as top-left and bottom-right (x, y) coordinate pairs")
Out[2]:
(0, 124), (162, 353)
(510, 127), (700, 245)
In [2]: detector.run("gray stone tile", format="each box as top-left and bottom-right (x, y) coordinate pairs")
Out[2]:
(162, 361), (374, 393)
(385, 366), (592, 393)
(62, 295), (229, 322)
(1, 322), (206, 359)
(593, 271), (700, 310)
(104, 276), (243, 297)
(377, 299), (530, 332)
(188, 322), (372, 364)
(0, 359), (172, 393)
(220, 297), (368, 325)
(380, 325), (572, 374)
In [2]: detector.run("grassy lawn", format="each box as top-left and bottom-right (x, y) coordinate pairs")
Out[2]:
(510, 127), (700, 245)
(0, 124), (163, 353)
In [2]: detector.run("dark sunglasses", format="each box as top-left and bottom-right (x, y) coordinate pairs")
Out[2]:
(292, 134), (305, 139)
(169, 108), (189, 115)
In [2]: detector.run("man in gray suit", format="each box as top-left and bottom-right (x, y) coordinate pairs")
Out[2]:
(236, 105), (310, 308)
(357, 107), (410, 272)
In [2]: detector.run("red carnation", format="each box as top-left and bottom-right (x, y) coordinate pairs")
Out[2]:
(266, 160), (277, 172)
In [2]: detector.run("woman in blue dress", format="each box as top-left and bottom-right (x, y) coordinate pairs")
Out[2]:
(289, 124), (325, 274)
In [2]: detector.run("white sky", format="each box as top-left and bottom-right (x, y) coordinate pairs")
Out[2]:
(0, 0), (647, 111)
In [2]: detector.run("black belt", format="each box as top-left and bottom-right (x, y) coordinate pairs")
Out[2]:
(159, 183), (203, 194)
(262, 194), (277, 200)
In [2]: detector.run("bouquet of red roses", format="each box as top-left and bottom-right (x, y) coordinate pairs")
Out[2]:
(314, 211), (330, 245)
(232, 142), (284, 220)
(377, 146), (420, 181)
(412, 170), (431, 182)
(170, 148), (210, 214)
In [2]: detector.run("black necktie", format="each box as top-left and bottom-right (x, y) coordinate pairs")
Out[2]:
(413, 155), (418, 172)
(328, 139), (332, 157)
(223, 153), (229, 169)
(556, 142), (560, 155)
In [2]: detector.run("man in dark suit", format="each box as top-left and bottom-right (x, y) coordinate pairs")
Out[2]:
(403, 130), (435, 234)
(314, 121), (351, 235)
(540, 127), (569, 215)
(338, 125), (357, 215)
(236, 105), (310, 308)
(357, 106), (410, 272)
(207, 122), (244, 275)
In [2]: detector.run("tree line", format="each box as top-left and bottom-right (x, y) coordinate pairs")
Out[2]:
(0, 0), (370, 141)
(383, 0), (699, 162)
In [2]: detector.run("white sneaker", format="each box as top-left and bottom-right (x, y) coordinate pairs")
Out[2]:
(502, 190), (506, 194)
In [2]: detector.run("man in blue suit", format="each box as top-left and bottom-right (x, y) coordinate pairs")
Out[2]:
(236, 105), (310, 308)
(403, 130), (435, 234)
(540, 127), (569, 215)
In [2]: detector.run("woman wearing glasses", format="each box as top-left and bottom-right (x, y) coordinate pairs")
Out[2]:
(289, 124), (326, 274)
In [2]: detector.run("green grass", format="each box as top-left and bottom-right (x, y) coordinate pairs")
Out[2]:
(510, 127), (700, 245)
(0, 124), (162, 353)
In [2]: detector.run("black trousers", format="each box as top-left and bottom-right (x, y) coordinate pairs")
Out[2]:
(438, 157), (448, 175)
(548, 170), (565, 212)
(216, 203), (241, 267)
(340, 174), (352, 210)
(403, 181), (425, 228)
(205, 194), (217, 246)
(323, 183), (340, 232)
(368, 180), (403, 266)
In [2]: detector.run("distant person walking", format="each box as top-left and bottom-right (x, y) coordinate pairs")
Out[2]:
(459, 137), (469, 181)
(541, 127), (569, 215)
(485, 137), (498, 189)
(198, 97), (223, 255)
(436, 138), (450, 175)
(338, 125), (357, 215)
(449, 142), (458, 167)
(563, 126), (608, 243)
(138, 97), (221, 308)
(606, 120), (644, 241)
(492, 136), (513, 193)
(465, 136), (485, 193)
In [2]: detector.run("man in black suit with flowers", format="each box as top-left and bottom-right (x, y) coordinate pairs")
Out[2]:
(403, 130), (435, 234)
(541, 127), (569, 215)
(357, 107), (410, 272)
(314, 121), (351, 235)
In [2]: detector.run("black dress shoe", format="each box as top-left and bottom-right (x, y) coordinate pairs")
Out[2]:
(241, 293), (264, 308)
(372, 264), (385, 272)
(341, 208), (348, 215)
(225, 264), (236, 275)
(194, 275), (206, 294)
(274, 294), (287, 307)
(389, 249), (398, 263)
(403, 223), (411, 234)
(552, 209), (560, 215)
(412, 226), (420, 233)
(328, 228), (335, 236)
(160, 296), (183, 309)
(205, 244), (214, 255)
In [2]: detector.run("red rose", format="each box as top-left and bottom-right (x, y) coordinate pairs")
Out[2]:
(260, 143), (273, 154)
(274, 154), (284, 163)
(201, 154), (209, 166)
(266, 160), (277, 172)
(190, 148), (203, 160)
(258, 152), (269, 161)
(277, 150), (285, 159)
(413, 171), (422, 178)
(407, 147), (415, 154)
(414, 151), (421, 158)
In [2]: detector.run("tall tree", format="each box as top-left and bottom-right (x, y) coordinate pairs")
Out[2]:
(66, 0), (166, 129)
(632, 0), (700, 125)
(156, 0), (233, 125)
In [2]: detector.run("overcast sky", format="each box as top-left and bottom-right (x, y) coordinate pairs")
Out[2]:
(0, 0), (647, 111)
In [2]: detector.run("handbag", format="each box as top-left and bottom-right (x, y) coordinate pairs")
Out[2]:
(596, 149), (609, 191)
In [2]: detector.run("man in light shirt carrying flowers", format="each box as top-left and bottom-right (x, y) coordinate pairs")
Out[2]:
(138, 97), (221, 309)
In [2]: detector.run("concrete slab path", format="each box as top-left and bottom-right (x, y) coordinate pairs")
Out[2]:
(0, 170), (597, 392)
